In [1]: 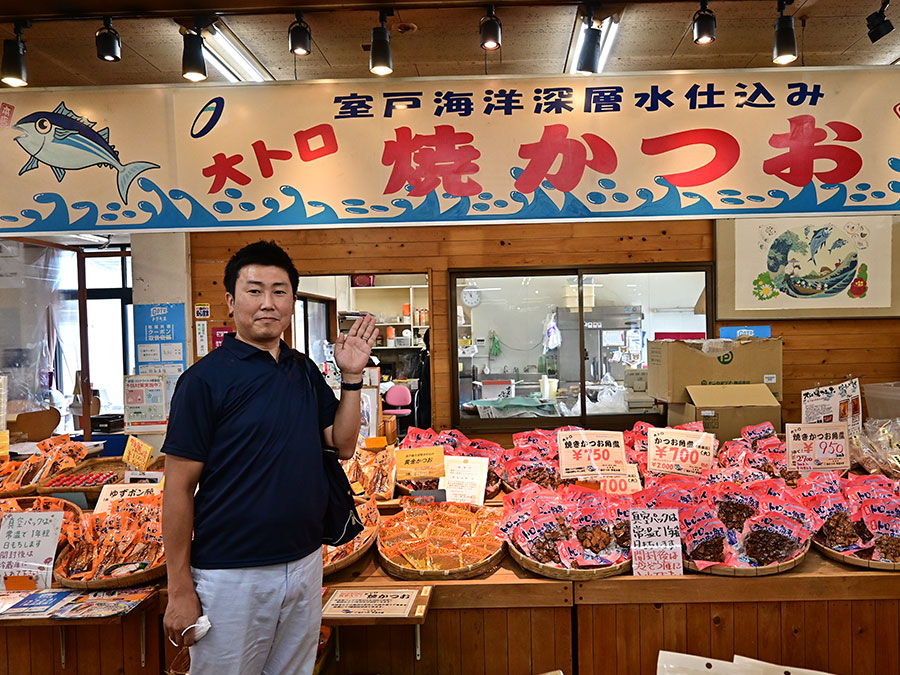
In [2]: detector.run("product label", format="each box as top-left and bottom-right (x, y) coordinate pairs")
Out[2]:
(396, 446), (445, 480)
(786, 423), (850, 472)
(558, 430), (627, 478)
(123, 435), (154, 471)
(647, 428), (716, 476)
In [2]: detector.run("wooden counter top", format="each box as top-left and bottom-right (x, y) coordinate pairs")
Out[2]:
(324, 549), (573, 610)
(576, 549), (900, 605)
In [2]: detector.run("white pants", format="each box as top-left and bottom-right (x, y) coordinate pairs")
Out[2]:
(189, 548), (323, 675)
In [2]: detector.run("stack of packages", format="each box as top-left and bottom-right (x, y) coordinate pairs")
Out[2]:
(502, 427), (584, 491)
(497, 481), (631, 569)
(378, 498), (502, 571)
(851, 418), (900, 479)
(323, 497), (379, 568)
(56, 492), (165, 580)
(398, 428), (505, 499)
(0, 434), (86, 493)
(342, 448), (395, 500)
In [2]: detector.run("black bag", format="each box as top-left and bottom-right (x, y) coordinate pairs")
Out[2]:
(292, 349), (364, 546)
(321, 447), (364, 546)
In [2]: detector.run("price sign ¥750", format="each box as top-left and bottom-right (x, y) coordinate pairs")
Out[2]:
(557, 430), (627, 478)
(786, 422), (850, 472)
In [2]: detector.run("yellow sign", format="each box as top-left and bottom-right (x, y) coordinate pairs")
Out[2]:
(0, 430), (8, 458)
(395, 446), (445, 480)
(365, 436), (388, 450)
(123, 435), (154, 471)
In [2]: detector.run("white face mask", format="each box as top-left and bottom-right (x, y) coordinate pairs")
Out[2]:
(169, 614), (211, 647)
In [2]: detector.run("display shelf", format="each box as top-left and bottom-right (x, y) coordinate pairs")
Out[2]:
(351, 285), (428, 290)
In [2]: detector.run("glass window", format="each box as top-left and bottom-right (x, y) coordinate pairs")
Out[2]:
(293, 296), (332, 366)
(87, 298), (125, 413)
(86, 257), (124, 289)
(453, 267), (711, 429)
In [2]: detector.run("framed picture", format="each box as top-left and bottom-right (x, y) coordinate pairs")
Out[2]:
(716, 216), (900, 319)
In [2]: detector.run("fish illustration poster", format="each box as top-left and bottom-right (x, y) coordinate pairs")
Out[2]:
(0, 67), (899, 235)
(734, 216), (892, 310)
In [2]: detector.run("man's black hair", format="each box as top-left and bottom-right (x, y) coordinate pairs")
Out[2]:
(224, 241), (300, 295)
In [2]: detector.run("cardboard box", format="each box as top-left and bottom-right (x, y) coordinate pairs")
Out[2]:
(624, 369), (647, 392)
(666, 384), (782, 443)
(648, 337), (782, 403)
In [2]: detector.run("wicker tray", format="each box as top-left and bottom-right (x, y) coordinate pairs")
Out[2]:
(377, 540), (505, 580)
(508, 542), (632, 580)
(36, 455), (165, 499)
(683, 540), (811, 577)
(9, 496), (84, 521)
(0, 484), (38, 498)
(812, 540), (900, 571)
(323, 523), (379, 577)
(54, 544), (167, 590)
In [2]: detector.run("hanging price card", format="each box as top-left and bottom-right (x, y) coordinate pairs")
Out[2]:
(786, 423), (850, 472)
(557, 430), (627, 478)
(395, 446), (445, 480)
(123, 435), (154, 471)
(647, 428), (716, 476)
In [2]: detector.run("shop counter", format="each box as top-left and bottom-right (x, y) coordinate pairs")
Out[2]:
(574, 551), (900, 675)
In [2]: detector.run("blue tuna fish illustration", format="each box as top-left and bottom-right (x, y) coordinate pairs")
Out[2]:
(828, 238), (847, 253)
(808, 226), (832, 265)
(12, 101), (158, 204)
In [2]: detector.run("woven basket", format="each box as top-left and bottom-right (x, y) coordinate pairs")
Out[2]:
(36, 456), (164, 499)
(54, 544), (167, 589)
(10, 496), (84, 521)
(377, 542), (505, 580)
(323, 521), (379, 577)
(395, 480), (502, 502)
(683, 540), (811, 577)
(508, 542), (632, 580)
(812, 540), (900, 571)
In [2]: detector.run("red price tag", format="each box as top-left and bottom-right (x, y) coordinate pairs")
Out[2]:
(646, 428), (715, 477)
(557, 431), (627, 478)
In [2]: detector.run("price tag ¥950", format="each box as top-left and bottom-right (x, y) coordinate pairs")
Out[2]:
(646, 428), (715, 477)
(786, 422), (850, 472)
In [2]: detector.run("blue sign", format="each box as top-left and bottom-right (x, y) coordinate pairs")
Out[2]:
(133, 303), (187, 410)
(718, 325), (772, 339)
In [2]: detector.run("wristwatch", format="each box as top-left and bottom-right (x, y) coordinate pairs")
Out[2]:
(340, 380), (364, 391)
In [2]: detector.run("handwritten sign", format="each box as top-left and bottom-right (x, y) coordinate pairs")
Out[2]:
(786, 422), (850, 472)
(630, 508), (683, 577)
(0, 430), (8, 457)
(647, 428), (715, 476)
(557, 430), (627, 478)
(123, 435), (154, 471)
(801, 378), (862, 438)
(0, 511), (63, 590)
(585, 464), (643, 495)
(396, 446), (445, 480)
(322, 588), (418, 618)
(94, 484), (162, 513)
(439, 456), (489, 506)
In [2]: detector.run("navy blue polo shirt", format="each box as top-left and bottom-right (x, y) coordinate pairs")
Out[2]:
(162, 334), (339, 569)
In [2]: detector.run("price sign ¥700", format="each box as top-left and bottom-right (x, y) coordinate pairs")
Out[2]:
(646, 428), (716, 477)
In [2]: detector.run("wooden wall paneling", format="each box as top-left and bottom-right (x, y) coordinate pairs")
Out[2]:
(506, 608), (532, 675)
(708, 603), (734, 662)
(803, 601), (829, 673)
(482, 609), (509, 675)
(685, 603), (710, 657)
(827, 600), (853, 675)
(27, 626), (52, 675)
(7, 627), (31, 675)
(530, 608), (557, 674)
(662, 603), (687, 655)
(615, 604), (641, 675)
(731, 603), (757, 659)
(875, 600), (900, 675)
(336, 626), (367, 675)
(851, 600), (876, 675)
(390, 624), (416, 675)
(123, 609), (161, 675)
(436, 610), (462, 675)
(553, 606), (573, 675)
(0, 628), (8, 675)
(590, 605), (618, 675)
(367, 624), (395, 674)
(756, 602), (782, 666)
(414, 612), (440, 675)
(779, 601), (805, 668)
(640, 604), (664, 675)
(458, 609), (485, 675)
(76, 625), (101, 674)
(576, 606), (594, 675)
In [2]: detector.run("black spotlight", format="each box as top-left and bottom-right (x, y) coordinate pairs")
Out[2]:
(369, 10), (393, 76)
(773, 0), (797, 64)
(1, 21), (28, 88)
(289, 12), (311, 55)
(182, 31), (207, 82)
(480, 6), (502, 50)
(693, 0), (716, 45)
(576, 12), (603, 74)
(96, 17), (121, 62)
(867, 1), (894, 43)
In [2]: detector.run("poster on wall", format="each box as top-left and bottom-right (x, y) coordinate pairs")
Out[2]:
(0, 68), (899, 235)
(801, 378), (862, 438)
(133, 303), (186, 410)
(123, 374), (167, 433)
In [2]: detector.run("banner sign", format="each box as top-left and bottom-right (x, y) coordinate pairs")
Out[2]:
(0, 67), (899, 235)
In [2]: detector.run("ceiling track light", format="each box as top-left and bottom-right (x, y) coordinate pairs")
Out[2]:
(96, 17), (121, 62)
(480, 5), (502, 51)
(773, 0), (797, 65)
(867, 0), (894, 43)
(289, 11), (311, 55)
(693, 0), (716, 45)
(182, 19), (209, 82)
(369, 8), (394, 76)
(571, 5), (618, 75)
(1, 20), (30, 88)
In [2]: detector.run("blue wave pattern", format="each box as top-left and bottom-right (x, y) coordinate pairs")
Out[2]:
(3, 160), (900, 232)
